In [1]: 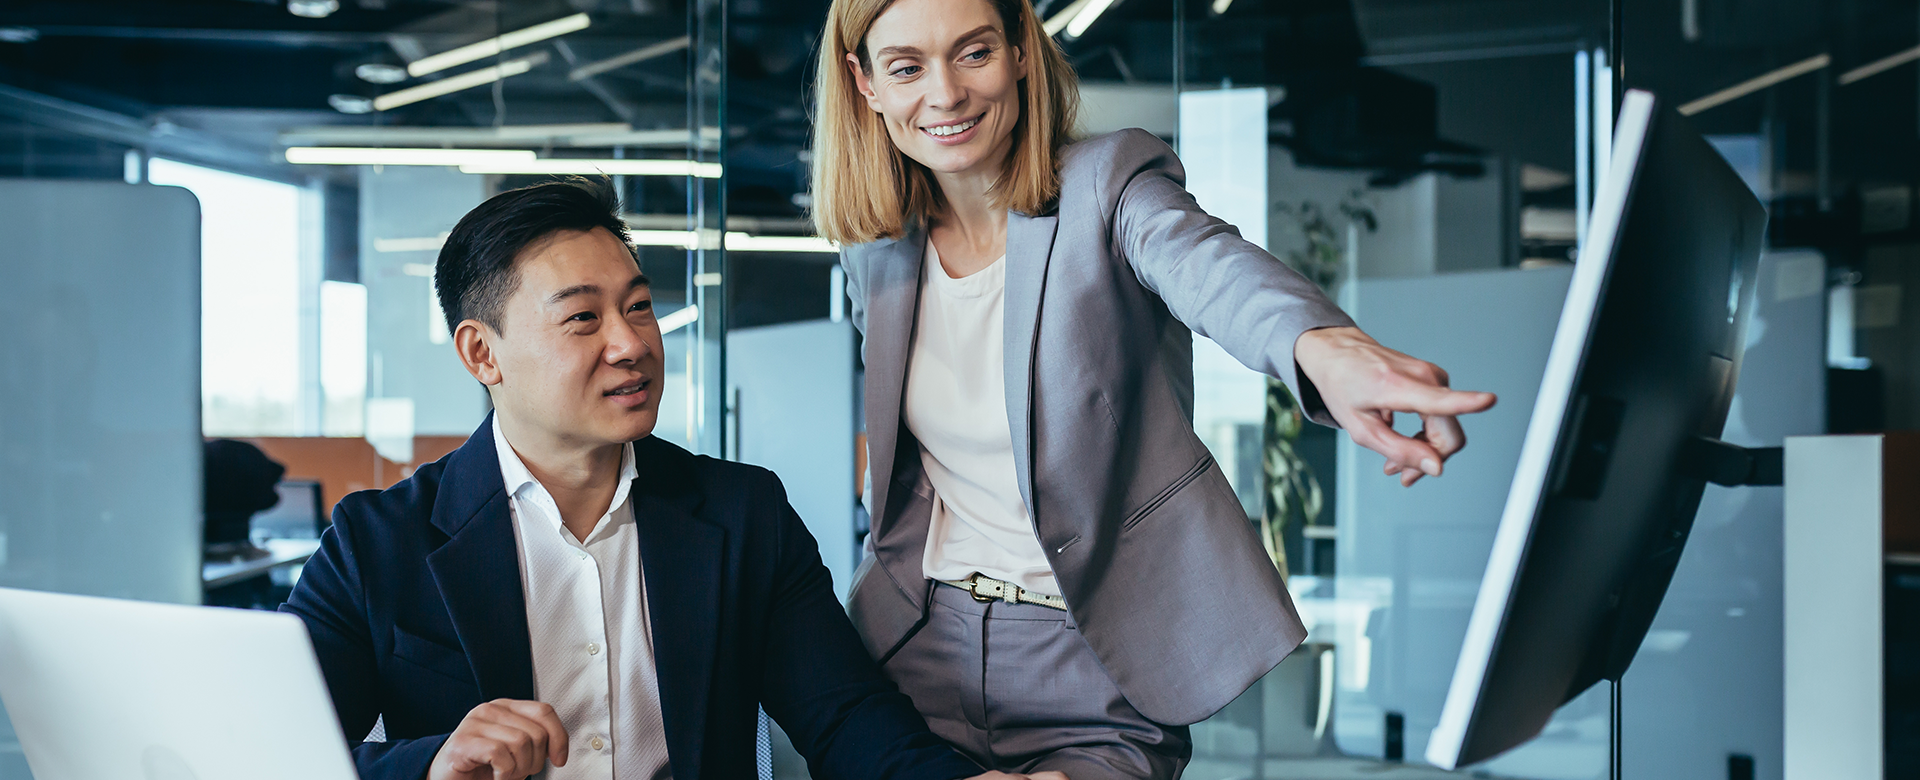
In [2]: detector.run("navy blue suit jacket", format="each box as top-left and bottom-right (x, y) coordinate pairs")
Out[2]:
(282, 417), (980, 780)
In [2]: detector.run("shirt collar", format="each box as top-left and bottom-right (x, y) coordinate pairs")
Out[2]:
(492, 414), (639, 532)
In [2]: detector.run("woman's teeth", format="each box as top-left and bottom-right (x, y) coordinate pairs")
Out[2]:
(924, 117), (979, 137)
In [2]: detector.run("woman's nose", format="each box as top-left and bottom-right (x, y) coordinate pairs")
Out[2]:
(924, 64), (963, 110)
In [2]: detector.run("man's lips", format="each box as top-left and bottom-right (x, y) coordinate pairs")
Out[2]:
(605, 377), (651, 406)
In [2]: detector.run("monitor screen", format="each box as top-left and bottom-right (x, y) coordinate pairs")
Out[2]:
(1426, 89), (1768, 769)
(249, 480), (325, 541)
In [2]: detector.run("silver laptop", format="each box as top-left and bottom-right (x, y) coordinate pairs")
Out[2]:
(0, 587), (358, 780)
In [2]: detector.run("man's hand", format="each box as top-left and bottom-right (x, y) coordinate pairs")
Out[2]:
(429, 699), (570, 780)
(966, 773), (1068, 780)
(1295, 326), (1497, 487)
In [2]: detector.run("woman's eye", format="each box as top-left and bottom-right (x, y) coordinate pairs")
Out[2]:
(891, 65), (920, 77)
(965, 49), (989, 61)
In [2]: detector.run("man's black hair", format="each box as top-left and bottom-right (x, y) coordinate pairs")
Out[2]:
(434, 176), (633, 335)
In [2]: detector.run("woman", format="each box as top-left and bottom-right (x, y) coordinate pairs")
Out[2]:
(811, 0), (1496, 776)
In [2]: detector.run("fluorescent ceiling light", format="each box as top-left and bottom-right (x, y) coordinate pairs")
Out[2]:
(1043, 0), (1093, 36)
(626, 229), (837, 253)
(1210, 0), (1233, 14)
(570, 36), (691, 81)
(657, 304), (699, 334)
(375, 52), (548, 112)
(378, 235), (450, 253)
(1678, 53), (1829, 116)
(725, 234), (838, 253)
(458, 158), (722, 178)
(1066, 0), (1119, 38)
(286, 147), (536, 166)
(1839, 44), (1920, 85)
(408, 13), (591, 77)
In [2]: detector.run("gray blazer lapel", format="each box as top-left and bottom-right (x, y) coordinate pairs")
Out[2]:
(859, 225), (926, 544)
(1003, 210), (1059, 516)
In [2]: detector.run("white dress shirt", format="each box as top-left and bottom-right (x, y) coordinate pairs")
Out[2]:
(493, 416), (673, 780)
(904, 239), (1059, 595)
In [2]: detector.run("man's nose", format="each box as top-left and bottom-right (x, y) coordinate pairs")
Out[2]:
(605, 317), (651, 365)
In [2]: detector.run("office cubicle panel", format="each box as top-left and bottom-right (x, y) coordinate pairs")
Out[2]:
(0, 180), (204, 778)
(0, 180), (203, 603)
(726, 319), (858, 601)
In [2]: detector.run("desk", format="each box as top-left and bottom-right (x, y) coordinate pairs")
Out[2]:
(202, 539), (322, 590)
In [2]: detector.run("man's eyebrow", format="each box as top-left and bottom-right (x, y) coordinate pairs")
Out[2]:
(547, 284), (599, 305)
(627, 273), (650, 290)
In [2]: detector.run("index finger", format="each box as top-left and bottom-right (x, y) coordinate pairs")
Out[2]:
(1375, 384), (1496, 418)
(504, 700), (570, 766)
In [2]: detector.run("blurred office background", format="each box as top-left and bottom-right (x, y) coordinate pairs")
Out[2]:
(0, 0), (1916, 778)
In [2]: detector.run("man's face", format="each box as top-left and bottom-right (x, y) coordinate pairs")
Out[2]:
(469, 227), (663, 449)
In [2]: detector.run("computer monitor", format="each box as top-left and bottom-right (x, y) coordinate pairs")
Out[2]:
(1425, 89), (1768, 769)
(249, 480), (325, 541)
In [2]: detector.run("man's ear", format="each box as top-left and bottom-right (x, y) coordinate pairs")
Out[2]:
(846, 52), (884, 112)
(453, 319), (504, 387)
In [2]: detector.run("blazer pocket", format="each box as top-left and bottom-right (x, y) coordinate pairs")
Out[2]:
(391, 625), (475, 685)
(1121, 454), (1215, 532)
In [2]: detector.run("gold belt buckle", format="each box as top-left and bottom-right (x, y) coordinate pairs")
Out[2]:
(963, 573), (997, 604)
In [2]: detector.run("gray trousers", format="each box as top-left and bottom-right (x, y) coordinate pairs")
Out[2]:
(884, 583), (1191, 779)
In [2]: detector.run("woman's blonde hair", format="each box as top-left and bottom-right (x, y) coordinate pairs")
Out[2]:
(810, 0), (1079, 244)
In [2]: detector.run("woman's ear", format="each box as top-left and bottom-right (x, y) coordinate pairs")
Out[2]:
(453, 320), (504, 387)
(846, 52), (884, 111)
(1013, 43), (1028, 80)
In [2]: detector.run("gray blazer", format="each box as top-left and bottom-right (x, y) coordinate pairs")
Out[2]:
(840, 128), (1356, 726)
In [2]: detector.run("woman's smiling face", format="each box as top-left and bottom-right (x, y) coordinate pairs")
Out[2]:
(848, 0), (1026, 181)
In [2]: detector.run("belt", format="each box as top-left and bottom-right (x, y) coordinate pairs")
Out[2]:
(941, 573), (1068, 611)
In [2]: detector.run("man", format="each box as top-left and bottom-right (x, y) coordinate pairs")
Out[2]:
(283, 178), (1055, 780)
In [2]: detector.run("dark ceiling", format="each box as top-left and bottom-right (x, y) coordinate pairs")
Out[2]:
(0, 0), (1917, 216)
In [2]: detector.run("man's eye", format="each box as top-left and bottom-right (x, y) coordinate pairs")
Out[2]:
(568, 312), (596, 322)
(629, 301), (653, 314)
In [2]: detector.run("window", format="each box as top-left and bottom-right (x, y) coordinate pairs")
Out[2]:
(148, 159), (306, 436)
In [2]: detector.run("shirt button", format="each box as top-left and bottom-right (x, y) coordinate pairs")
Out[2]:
(586, 642), (600, 656)
(589, 736), (606, 751)
(576, 550), (589, 560)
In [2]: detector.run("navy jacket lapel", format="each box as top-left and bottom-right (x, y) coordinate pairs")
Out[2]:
(1003, 210), (1059, 516)
(425, 414), (537, 702)
(632, 438), (723, 780)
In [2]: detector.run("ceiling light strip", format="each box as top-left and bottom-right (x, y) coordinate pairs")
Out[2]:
(285, 147), (537, 166)
(1043, 0), (1093, 36)
(407, 12), (590, 78)
(658, 304), (699, 334)
(1065, 0), (1120, 38)
(1678, 53), (1830, 116)
(1838, 44), (1920, 85)
(376, 52), (547, 111)
(570, 36), (692, 81)
(458, 158), (722, 177)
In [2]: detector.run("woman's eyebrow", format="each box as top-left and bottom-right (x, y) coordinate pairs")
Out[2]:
(951, 25), (999, 49)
